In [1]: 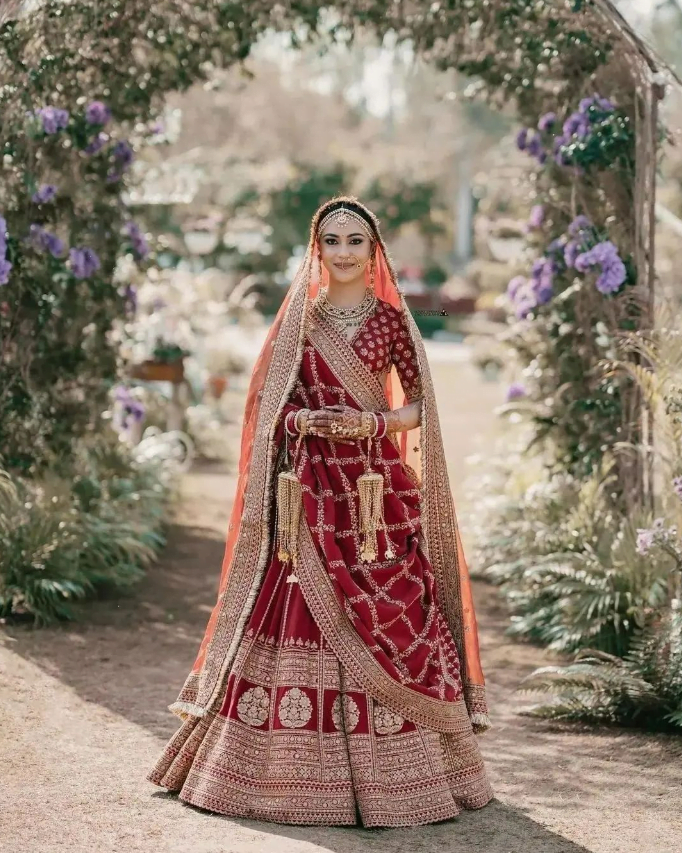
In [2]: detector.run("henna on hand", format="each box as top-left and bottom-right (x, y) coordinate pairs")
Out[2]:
(384, 399), (422, 433)
(305, 405), (360, 443)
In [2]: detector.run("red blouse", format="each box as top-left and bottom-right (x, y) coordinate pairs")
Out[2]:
(276, 297), (423, 445)
(351, 297), (423, 403)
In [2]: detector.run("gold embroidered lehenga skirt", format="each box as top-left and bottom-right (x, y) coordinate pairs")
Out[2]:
(147, 542), (492, 826)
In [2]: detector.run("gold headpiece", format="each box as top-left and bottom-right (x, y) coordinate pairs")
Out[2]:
(317, 205), (374, 240)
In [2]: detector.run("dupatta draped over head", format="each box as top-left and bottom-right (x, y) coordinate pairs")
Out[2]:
(170, 196), (490, 734)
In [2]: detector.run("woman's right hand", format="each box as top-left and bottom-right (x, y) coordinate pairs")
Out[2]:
(304, 407), (357, 445)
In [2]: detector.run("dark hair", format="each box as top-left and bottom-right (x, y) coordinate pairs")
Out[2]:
(315, 196), (378, 241)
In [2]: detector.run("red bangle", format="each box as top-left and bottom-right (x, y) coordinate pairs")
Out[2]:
(377, 412), (388, 438)
(284, 410), (299, 436)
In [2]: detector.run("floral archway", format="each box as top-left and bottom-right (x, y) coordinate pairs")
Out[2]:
(2, 1), (682, 698)
(0, 0), (673, 490)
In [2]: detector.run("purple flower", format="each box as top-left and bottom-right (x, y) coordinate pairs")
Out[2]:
(124, 220), (149, 259)
(84, 132), (107, 155)
(527, 132), (543, 158)
(671, 478), (682, 501)
(69, 246), (101, 279)
(0, 215), (7, 254)
(533, 281), (553, 305)
(31, 184), (57, 204)
(506, 382), (527, 402)
(562, 110), (590, 142)
(112, 140), (134, 167)
(528, 205), (545, 229)
(106, 170), (122, 184)
(507, 275), (527, 301)
(563, 240), (582, 269)
(45, 233), (65, 258)
(579, 94), (615, 115)
(595, 257), (626, 294)
(516, 128), (529, 151)
(515, 294), (537, 320)
(0, 258), (11, 286)
(85, 100), (111, 126)
(568, 215), (592, 236)
(580, 240), (619, 266)
(530, 257), (554, 305)
(636, 528), (655, 556)
(125, 400), (145, 423)
(563, 112), (584, 137)
(113, 385), (146, 431)
(35, 106), (70, 134)
(28, 224), (65, 258)
(531, 258), (546, 277)
(538, 111), (557, 132)
(574, 241), (626, 295)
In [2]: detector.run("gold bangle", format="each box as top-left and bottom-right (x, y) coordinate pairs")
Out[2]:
(297, 409), (310, 435)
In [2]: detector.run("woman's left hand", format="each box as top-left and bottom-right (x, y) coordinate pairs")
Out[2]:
(306, 404), (363, 441)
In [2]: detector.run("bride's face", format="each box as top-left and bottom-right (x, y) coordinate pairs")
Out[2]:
(318, 217), (373, 285)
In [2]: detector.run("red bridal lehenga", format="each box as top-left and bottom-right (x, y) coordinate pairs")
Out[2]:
(147, 198), (494, 827)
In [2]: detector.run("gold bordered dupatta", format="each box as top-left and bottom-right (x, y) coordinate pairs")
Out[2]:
(169, 196), (491, 734)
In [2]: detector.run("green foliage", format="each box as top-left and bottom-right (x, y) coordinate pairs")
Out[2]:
(518, 610), (682, 731)
(0, 0), (644, 479)
(472, 458), (671, 655)
(363, 177), (447, 243)
(0, 432), (173, 624)
(466, 301), (682, 731)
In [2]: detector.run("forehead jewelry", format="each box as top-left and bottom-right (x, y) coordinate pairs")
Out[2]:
(317, 205), (374, 240)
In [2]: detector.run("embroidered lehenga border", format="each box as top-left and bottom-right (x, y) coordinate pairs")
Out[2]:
(148, 509), (493, 826)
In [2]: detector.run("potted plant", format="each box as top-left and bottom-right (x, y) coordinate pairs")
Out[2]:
(129, 336), (190, 383)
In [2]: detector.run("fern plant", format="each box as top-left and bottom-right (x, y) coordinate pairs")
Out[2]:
(0, 432), (173, 624)
(467, 451), (671, 655)
(518, 609), (682, 731)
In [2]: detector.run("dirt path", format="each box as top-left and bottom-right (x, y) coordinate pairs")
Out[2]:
(2, 352), (681, 853)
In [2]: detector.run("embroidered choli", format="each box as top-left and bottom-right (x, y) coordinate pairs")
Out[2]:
(276, 297), (423, 445)
(351, 297), (423, 403)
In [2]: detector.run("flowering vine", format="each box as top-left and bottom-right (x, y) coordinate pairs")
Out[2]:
(517, 93), (633, 174)
(506, 213), (632, 320)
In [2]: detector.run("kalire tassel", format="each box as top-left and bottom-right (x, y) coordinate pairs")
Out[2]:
(358, 433), (395, 563)
(276, 469), (302, 579)
(358, 470), (385, 562)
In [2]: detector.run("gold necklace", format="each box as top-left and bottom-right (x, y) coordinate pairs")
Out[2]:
(314, 288), (377, 334)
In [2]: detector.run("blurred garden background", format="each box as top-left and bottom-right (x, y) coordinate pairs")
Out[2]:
(2, 2), (682, 851)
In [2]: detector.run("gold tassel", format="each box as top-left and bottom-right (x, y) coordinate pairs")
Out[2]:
(358, 470), (386, 562)
(276, 470), (302, 571)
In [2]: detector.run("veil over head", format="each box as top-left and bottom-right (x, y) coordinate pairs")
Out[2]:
(171, 196), (489, 732)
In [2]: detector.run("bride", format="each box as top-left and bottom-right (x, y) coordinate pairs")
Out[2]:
(147, 196), (494, 827)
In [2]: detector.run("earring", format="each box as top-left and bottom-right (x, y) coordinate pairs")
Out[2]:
(316, 244), (326, 288)
(369, 256), (376, 290)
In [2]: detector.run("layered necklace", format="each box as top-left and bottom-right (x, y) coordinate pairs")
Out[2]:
(313, 287), (377, 339)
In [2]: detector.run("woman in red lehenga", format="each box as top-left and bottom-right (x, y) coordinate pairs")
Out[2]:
(147, 196), (494, 826)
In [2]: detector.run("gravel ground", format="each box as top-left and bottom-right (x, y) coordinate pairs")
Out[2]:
(2, 350), (681, 853)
